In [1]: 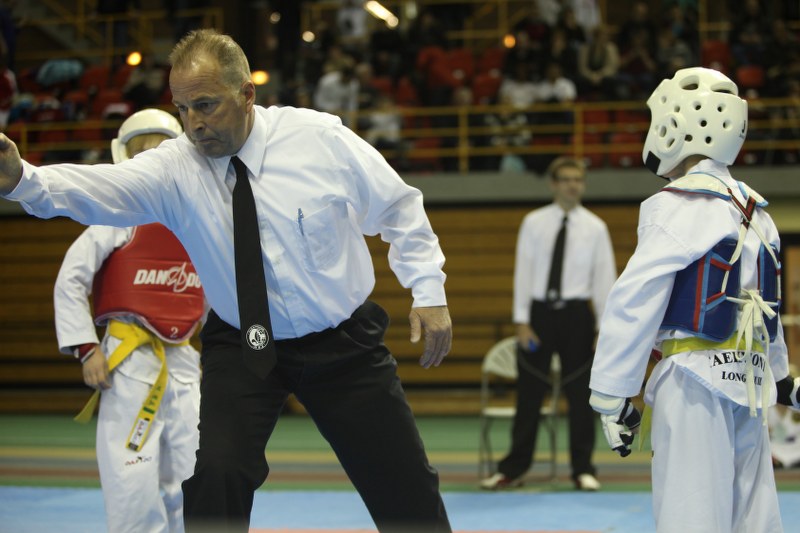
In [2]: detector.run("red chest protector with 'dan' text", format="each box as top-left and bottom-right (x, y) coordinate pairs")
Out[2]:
(92, 223), (204, 342)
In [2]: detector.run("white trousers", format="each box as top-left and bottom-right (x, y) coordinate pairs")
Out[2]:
(650, 364), (783, 533)
(96, 371), (200, 533)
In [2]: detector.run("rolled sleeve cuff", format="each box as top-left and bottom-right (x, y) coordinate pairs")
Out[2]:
(589, 374), (643, 399)
(58, 332), (102, 356)
(410, 277), (447, 308)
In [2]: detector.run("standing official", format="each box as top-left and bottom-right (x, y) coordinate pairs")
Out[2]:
(2, 29), (452, 533)
(482, 156), (617, 490)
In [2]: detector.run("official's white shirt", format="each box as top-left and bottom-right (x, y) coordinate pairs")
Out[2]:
(313, 71), (359, 113)
(590, 159), (789, 406)
(9, 105), (447, 340)
(54, 225), (201, 384)
(535, 78), (577, 103)
(513, 202), (617, 324)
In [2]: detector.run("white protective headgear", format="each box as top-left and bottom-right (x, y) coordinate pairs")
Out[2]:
(642, 67), (748, 177)
(110, 108), (183, 164)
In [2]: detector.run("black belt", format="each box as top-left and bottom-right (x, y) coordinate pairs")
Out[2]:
(533, 298), (589, 311)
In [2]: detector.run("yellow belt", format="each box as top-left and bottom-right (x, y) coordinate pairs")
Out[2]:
(659, 336), (765, 358)
(73, 320), (189, 451)
(639, 335), (766, 451)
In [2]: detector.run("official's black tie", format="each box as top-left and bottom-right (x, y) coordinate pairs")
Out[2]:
(546, 214), (568, 302)
(231, 156), (276, 378)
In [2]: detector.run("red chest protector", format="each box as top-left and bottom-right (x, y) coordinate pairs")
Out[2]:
(93, 223), (204, 342)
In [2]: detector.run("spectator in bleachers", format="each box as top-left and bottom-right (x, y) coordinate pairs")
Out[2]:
(361, 92), (406, 170)
(0, 0), (22, 71)
(515, 7), (551, 57)
(617, 27), (658, 100)
(121, 54), (166, 110)
(337, 0), (371, 56)
(299, 19), (338, 85)
(369, 25), (407, 81)
(764, 19), (799, 97)
(536, 61), (577, 103)
(354, 61), (380, 112)
(0, 50), (15, 128)
(414, 43), (460, 108)
(555, 6), (587, 51)
(656, 25), (694, 80)
(440, 85), (487, 172)
(321, 43), (356, 77)
(664, 2), (699, 56)
(577, 25), (621, 100)
(406, 8), (448, 56)
(543, 27), (579, 82)
(485, 91), (532, 173)
(313, 59), (359, 122)
(729, 0), (770, 66)
(35, 58), (84, 90)
(536, 0), (566, 27)
(503, 28), (542, 77)
(617, 2), (657, 55)
(362, 92), (402, 148)
(570, 0), (601, 36)
(535, 0), (600, 34)
(294, 85), (313, 109)
(499, 61), (539, 109)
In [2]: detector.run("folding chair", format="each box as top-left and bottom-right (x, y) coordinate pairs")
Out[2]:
(478, 337), (561, 481)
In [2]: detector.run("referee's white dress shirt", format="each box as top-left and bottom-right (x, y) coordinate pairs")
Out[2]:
(8, 105), (447, 340)
(512, 202), (617, 325)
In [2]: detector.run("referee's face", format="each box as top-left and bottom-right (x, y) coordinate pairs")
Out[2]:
(170, 54), (255, 158)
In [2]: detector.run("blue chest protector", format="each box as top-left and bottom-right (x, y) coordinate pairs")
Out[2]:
(659, 174), (781, 342)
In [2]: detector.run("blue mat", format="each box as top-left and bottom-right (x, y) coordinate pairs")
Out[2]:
(1, 486), (799, 532)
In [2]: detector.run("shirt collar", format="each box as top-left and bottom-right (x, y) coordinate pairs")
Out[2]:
(207, 107), (269, 179)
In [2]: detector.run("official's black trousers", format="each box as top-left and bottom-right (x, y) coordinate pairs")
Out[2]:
(182, 301), (451, 533)
(497, 299), (597, 481)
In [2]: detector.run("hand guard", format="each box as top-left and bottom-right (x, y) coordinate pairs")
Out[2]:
(776, 376), (800, 410)
(590, 391), (642, 458)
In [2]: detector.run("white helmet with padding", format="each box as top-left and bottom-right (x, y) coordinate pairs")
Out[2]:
(110, 108), (183, 164)
(642, 67), (748, 177)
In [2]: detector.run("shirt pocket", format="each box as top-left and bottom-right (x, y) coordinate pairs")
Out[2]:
(296, 203), (346, 271)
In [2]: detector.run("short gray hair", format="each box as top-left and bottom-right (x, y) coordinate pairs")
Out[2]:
(169, 28), (250, 89)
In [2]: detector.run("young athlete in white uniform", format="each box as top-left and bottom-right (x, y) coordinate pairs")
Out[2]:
(588, 67), (800, 532)
(54, 109), (205, 533)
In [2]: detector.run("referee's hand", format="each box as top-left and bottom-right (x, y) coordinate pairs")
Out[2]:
(409, 305), (452, 368)
(0, 133), (23, 196)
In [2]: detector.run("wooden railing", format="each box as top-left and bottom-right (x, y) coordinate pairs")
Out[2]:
(7, 98), (800, 172)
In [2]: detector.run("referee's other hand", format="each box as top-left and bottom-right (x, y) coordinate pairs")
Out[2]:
(410, 305), (452, 368)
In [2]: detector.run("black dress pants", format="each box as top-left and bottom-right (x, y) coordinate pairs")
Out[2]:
(497, 300), (597, 481)
(182, 301), (451, 533)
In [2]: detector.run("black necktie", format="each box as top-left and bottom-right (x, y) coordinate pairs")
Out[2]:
(231, 156), (276, 378)
(546, 214), (568, 302)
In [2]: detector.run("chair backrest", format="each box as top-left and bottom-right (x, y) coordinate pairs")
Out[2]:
(482, 337), (518, 379)
(736, 65), (765, 90)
